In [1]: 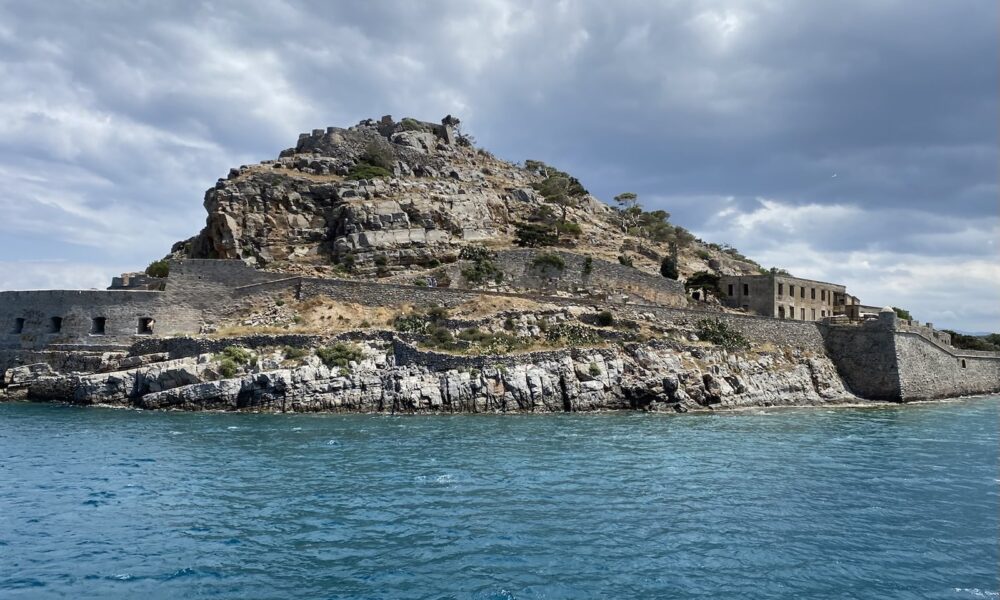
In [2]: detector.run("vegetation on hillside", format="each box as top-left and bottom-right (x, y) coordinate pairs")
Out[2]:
(145, 260), (169, 278)
(944, 331), (1000, 352)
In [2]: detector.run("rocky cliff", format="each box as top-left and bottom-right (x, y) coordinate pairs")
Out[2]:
(4, 336), (853, 413)
(172, 115), (763, 283)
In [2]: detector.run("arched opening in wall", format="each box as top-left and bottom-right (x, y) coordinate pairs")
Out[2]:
(691, 291), (701, 301)
(960, 359), (967, 369)
(11, 318), (25, 334)
(91, 317), (106, 335)
(137, 317), (154, 335)
(48, 317), (63, 333)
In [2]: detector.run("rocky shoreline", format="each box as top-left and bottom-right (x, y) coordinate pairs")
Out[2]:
(1, 334), (861, 413)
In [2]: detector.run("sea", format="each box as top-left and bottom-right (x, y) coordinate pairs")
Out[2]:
(1, 398), (997, 599)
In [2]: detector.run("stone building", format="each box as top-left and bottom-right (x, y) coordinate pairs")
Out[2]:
(718, 273), (846, 321)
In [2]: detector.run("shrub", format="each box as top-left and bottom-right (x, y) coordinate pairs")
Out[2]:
(218, 358), (239, 378)
(219, 345), (254, 366)
(588, 362), (601, 377)
(514, 222), (558, 247)
(400, 117), (424, 131)
(660, 256), (679, 280)
(394, 313), (427, 333)
(339, 252), (356, 271)
(374, 254), (388, 267)
(427, 325), (455, 345)
(503, 316), (516, 330)
(145, 259), (169, 278)
(696, 319), (750, 351)
(361, 141), (394, 170)
(316, 343), (364, 369)
(459, 245), (493, 262)
(892, 307), (913, 321)
(582, 256), (593, 275)
(426, 306), (449, 322)
(557, 221), (583, 236)
(595, 311), (615, 327)
(462, 258), (503, 285)
(531, 252), (566, 273)
(346, 163), (392, 181)
(275, 298), (285, 307)
(430, 269), (451, 288)
(695, 249), (711, 261)
(618, 255), (634, 267)
(283, 346), (309, 360)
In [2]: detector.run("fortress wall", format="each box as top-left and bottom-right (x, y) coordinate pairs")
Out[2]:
(894, 332), (1000, 400)
(492, 249), (687, 307)
(821, 323), (901, 400)
(629, 305), (828, 351)
(0, 290), (177, 348)
(297, 278), (483, 308)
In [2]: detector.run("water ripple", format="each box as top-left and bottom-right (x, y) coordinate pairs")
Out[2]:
(0, 398), (997, 599)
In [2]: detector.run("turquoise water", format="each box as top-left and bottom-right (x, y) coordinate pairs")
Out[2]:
(1, 399), (997, 599)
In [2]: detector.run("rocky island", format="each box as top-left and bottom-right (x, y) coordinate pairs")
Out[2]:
(2, 115), (998, 412)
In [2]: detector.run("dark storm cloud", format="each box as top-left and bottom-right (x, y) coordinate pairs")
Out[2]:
(0, 0), (995, 329)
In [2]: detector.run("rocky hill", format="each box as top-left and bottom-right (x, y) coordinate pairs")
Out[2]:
(171, 115), (764, 287)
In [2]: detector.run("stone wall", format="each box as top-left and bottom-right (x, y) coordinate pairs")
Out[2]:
(820, 313), (1000, 401)
(821, 322), (901, 400)
(0, 289), (175, 348)
(894, 331), (1000, 400)
(492, 249), (687, 306)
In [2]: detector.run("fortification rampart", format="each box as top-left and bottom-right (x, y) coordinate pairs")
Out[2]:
(492, 249), (687, 306)
(2, 258), (998, 402)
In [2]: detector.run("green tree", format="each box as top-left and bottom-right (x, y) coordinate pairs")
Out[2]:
(660, 256), (679, 280)
(145, 259), (169, 278)
(685, 271), (721, 296)
(614, 192), (640, 232)
(892, 307), (913, 321)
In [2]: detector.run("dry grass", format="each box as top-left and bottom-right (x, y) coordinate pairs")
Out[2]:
(232, 164), (345, 184)
(211, 325), (307, 337)
(295, 299), (412, 332)
(449, 295), (554, 319)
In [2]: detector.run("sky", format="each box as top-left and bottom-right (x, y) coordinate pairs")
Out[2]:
(0, 0), (996, 332)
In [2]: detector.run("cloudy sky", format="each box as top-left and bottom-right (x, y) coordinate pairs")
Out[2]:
(0, 1), (996, 331)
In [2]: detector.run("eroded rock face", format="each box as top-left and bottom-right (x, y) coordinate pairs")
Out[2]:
(174, 117), (545, 273)
(12, 341), (856, 413)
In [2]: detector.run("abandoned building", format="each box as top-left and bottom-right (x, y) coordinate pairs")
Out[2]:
(718, 273), (847, 321)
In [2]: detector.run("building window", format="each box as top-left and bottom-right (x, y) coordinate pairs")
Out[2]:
(821, 310), (826, 317)
(789, 285), (794, 297)
(800, 287), (805, 299)
(91, 317), (106, 335)
(49, 317), (63, 333)
(821, 289), (826, 301)
(778, 306), (785, 319)
(12, 318), (25, 334)
(728, 284), (734, 296)
(137, 317), (155, 335)
(800, 308), (805, 320)
(960, 359), (967, 369)
(811, 288), (816, 300)
(788, 306), (794, 319)
(743, 283), (749, 296)
(811, 308), (816, 320)
(778, 283), (784, 296)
